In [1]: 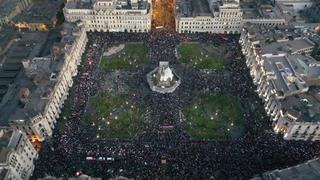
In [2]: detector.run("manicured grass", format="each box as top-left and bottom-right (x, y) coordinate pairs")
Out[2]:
(177, 43), (225, 71)
(178, 43), (202, 63)
(100, 43), (149, 72)
(184, 94), (242, 140)
(84, 93), (144, 139)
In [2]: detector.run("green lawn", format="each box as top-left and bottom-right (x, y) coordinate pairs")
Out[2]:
(100, 43), (149, 72)
(177, 43), (225, 71)
(84, 93), (144, 139)
(184, 94), (242, 140)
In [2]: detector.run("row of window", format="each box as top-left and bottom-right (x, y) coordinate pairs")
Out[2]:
(180, 30), (239, 34)
(220, 13), (242, 18)
(10, 154), (32, 179)
(294, 125), (320, 133)
(92, 20), (148, 24)
(180, 21), (241, 25)
(89, 24), (148, 29)
(180, 26), (241, 30)
(89, 29), (148, 32)
(95, 16), (147, 20)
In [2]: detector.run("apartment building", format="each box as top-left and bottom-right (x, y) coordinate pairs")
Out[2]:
(240, 24), (320, 141)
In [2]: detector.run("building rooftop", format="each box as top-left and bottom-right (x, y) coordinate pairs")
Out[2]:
(260, 158), (320, 179)
(262, 53), (320, 122)
(10, 58), (64, 122)
(261, 38), (315, 55)
(93, 0), (149, 10)
(287, 54), (320, 81)
(264, 55), (307, 97)
(9, 22), (83, 123)
(176, 0), (240, 18)
(243, 24), (303, 43)
(13, 0), (63, 24)
(65, 0), (93, 9)
(241, 1), (284, 20)
(191, 0), (211, 16)
(281, 88), (320, 122)
(0, 31), (47, 119)
(176, 0), (192, 17)
(0, 0), (21, 18)
(0, 26), (17, 52)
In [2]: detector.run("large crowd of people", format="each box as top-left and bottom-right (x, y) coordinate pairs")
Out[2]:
(32, 31), (320, 179)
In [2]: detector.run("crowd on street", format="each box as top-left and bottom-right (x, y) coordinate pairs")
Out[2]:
(32, 31), (320, 179)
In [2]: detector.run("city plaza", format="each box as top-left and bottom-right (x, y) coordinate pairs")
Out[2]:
(28, 1), (320, 179)
(0, 0), (317, 179)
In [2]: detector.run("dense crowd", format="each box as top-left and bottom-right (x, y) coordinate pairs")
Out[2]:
(32, 31), (320, 179)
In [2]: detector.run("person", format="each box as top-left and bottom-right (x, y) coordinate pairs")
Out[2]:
(32, 31), (320, 180)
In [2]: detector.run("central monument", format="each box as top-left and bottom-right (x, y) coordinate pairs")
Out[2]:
(147, 61), (181, 94)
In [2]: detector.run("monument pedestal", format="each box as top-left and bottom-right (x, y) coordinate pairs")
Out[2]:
(147, 61), (181, 94)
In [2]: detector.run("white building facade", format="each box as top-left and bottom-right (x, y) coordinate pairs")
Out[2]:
(64, 0), (151, 32)
(240, 25), (320, 141)
(63, 0), (290, 34)
(176, 1), (243, 34)
(0, 128), (38, 180)
(9, 22), (88, 142)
